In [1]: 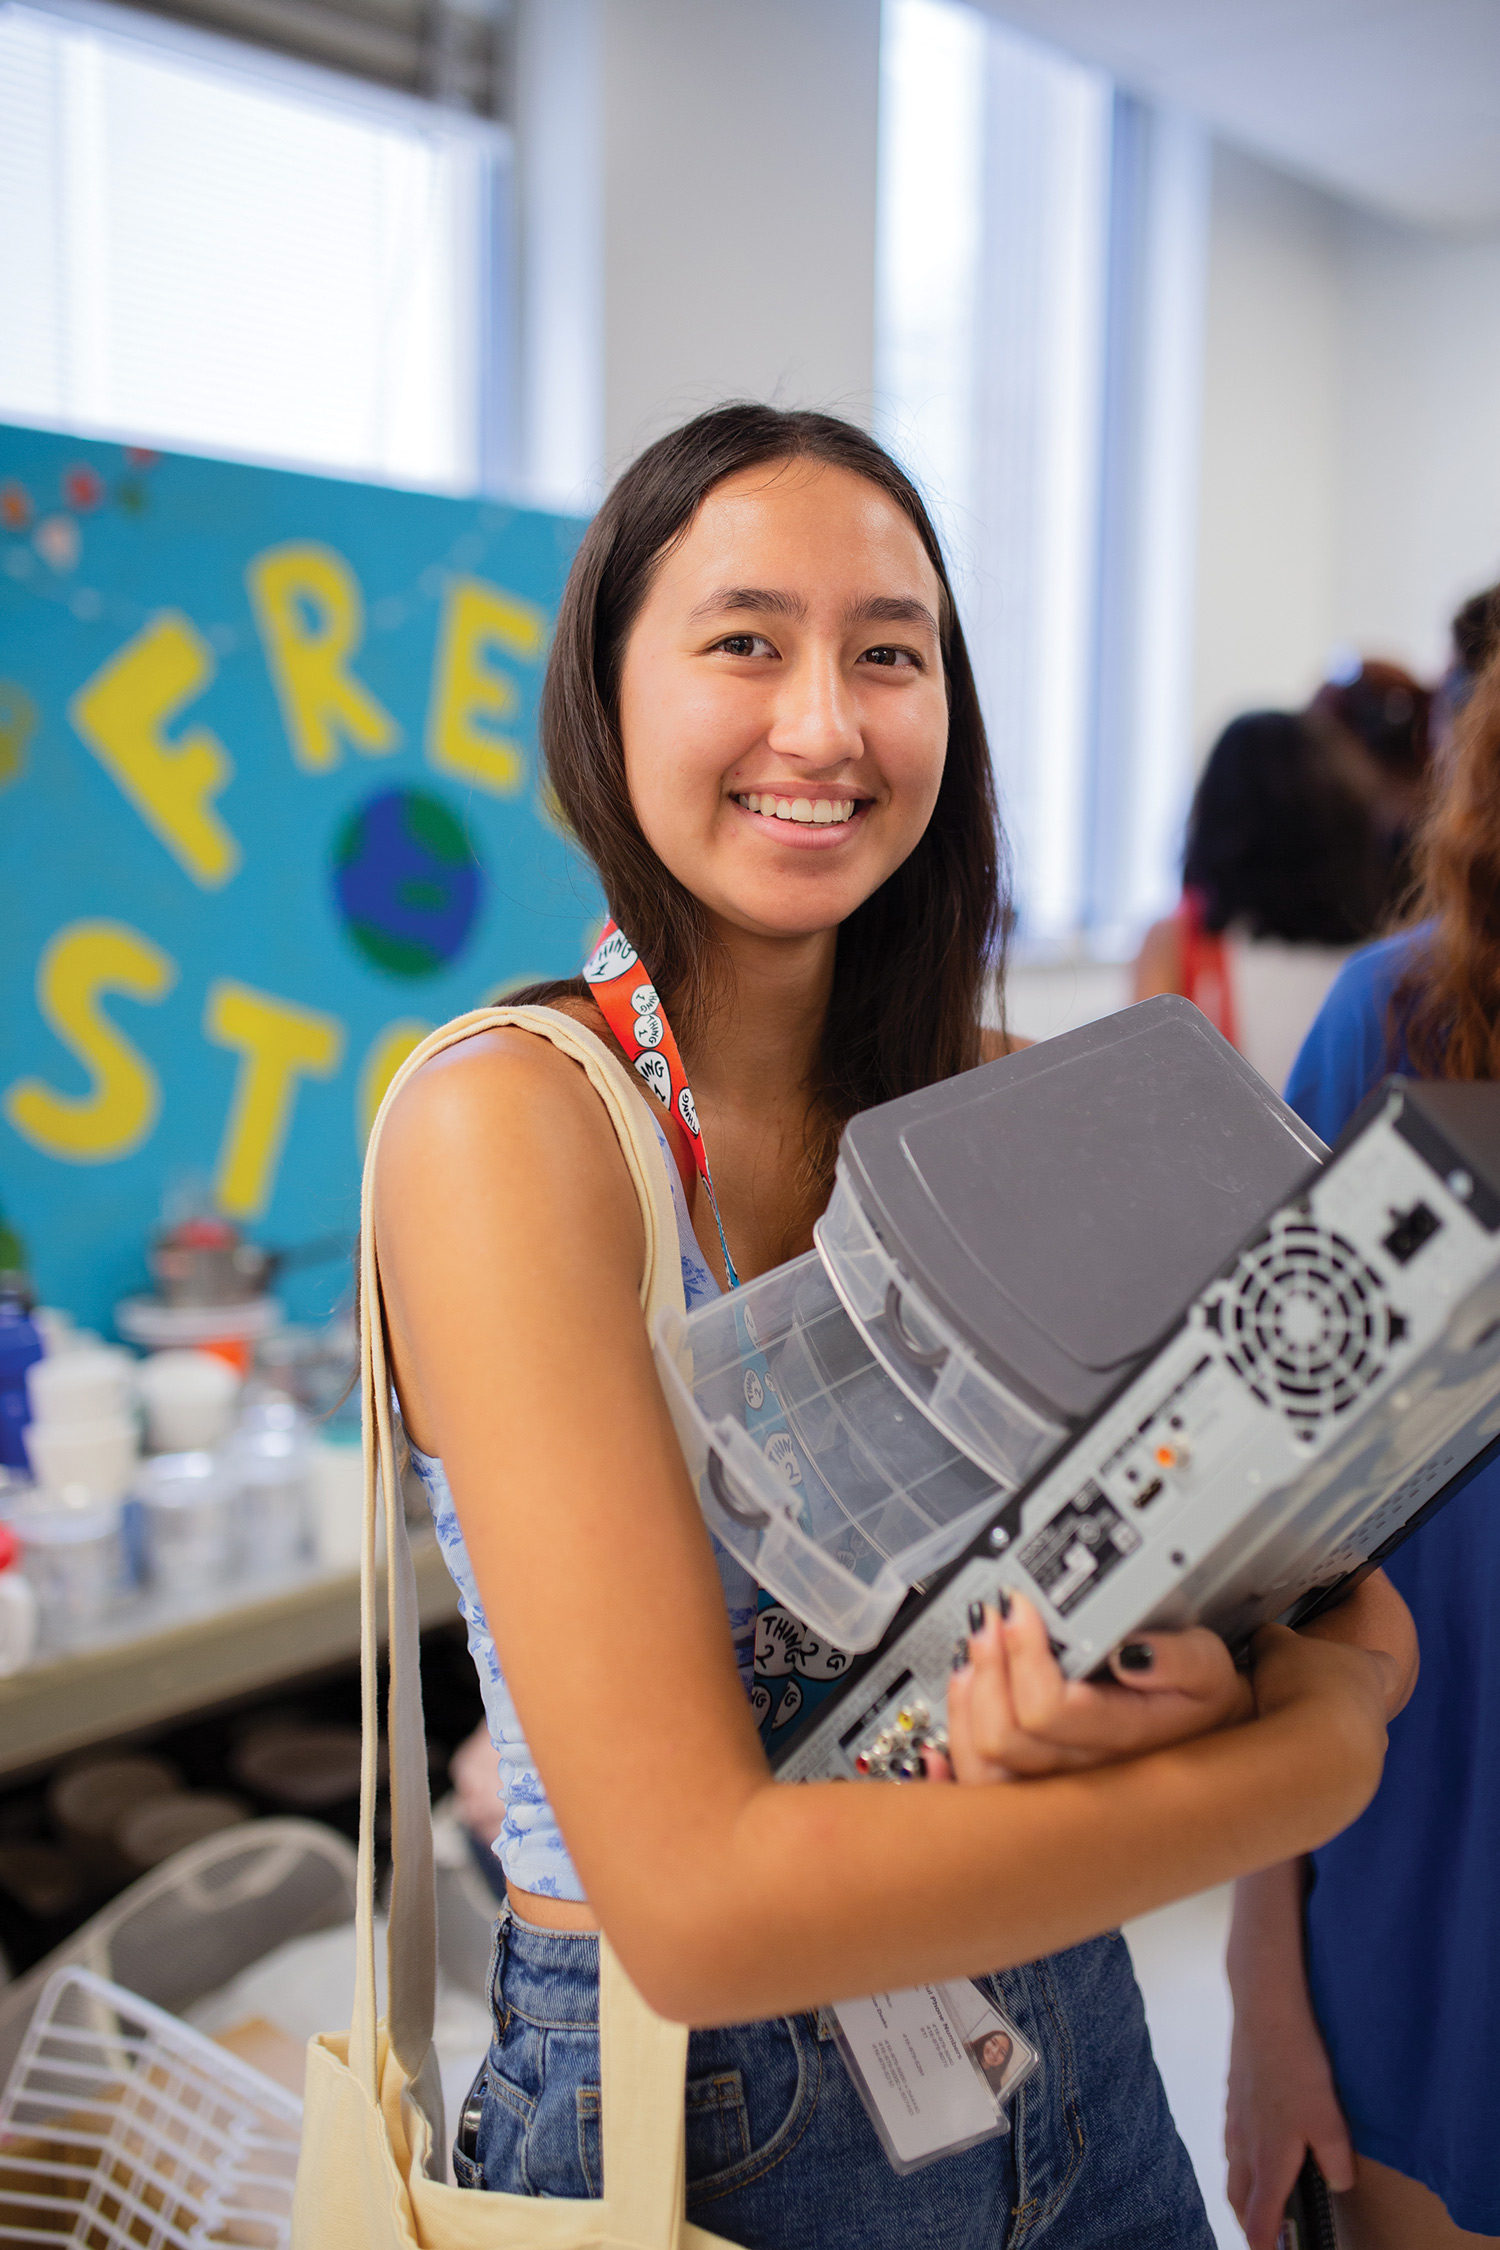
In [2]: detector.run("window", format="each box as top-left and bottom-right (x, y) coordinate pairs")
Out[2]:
(877, 0), (1207, 945)
(0, 0), (510, 491)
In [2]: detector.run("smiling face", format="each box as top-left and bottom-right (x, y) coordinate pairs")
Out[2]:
(616, 458), (950, 943)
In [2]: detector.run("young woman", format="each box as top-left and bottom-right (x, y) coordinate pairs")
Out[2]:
(1227, 649), (1500, 2250)
(1133, 709), (1387, 1091)
(375, 406), (1411, 2248)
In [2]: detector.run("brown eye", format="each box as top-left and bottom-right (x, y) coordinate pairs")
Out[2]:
(860, 645), (919, 670)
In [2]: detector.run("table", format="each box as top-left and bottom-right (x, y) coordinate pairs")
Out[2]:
(0, 1448), (459, 1779)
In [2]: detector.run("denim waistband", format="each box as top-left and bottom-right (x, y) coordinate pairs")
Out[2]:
(493, 1908), (606, 2028)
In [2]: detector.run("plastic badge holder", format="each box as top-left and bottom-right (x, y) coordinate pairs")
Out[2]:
(829, 1979), (1038, 2176)
(654, 1251), (1004, 1651)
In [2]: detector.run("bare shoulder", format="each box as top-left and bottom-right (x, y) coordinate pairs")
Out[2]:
(375, 1021), (644, 1259)
(1133, 917), (1184, 1002)
(979, 1026), (1032, 1062)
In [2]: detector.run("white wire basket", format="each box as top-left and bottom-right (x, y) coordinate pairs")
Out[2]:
(0, 1965), (301, 2247)
(0, 1820), (357, 2092)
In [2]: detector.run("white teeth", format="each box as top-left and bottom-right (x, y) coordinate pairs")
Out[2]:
(736, 793), (859, 824)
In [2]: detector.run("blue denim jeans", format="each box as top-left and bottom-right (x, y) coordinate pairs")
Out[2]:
(455, 1910), (1212, 2248)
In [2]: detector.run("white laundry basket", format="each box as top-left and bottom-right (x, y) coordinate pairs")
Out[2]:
(0, 1964), (301, 2247)
(0, 1820), (357, 2091)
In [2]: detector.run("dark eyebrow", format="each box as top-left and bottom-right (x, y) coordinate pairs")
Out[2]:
(687, 586), (808, 623)
(845, 594), (940, 636)
(688, 587), (940, 637)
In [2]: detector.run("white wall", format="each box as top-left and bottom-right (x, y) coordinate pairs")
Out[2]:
(1191, 139), (1500, 768)
(1191, 144), (1347, 756)
(1336, 215), (1500, 675)
(515, 0), (881, 505)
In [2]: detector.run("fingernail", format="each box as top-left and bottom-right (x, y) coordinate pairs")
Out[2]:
(967, 1600), (986, 1635)
(952, 1639), (970, 1673)
(1117, 1641), (1154, 1672)
(997, 1587), (1012, 1621)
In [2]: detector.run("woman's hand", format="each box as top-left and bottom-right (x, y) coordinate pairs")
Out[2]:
(938, 1593), (1253, 1783)
(1226, 1861), (1355, 2250)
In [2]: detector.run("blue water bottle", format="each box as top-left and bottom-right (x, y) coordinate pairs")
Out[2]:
(0, 1286), (43, 1472)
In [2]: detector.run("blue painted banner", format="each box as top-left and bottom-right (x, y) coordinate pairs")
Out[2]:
(0, 427), (594, 1331)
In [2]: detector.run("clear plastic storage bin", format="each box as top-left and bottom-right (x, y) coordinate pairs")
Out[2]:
(134, 1451), (238, 1591)
(7, 1494), (131, 1641)
(815, 1166), (1063, 1490)
(222, 1401), (314, 1570)
(654, 1252), (1004, 1650)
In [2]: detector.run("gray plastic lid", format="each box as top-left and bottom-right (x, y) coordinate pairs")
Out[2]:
(837, 996), (1326, 1425)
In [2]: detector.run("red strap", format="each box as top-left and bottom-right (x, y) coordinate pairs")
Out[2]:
(582, 921), (740, 1287)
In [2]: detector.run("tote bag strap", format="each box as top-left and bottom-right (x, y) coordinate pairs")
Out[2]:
(354, 1004), (693, 2230)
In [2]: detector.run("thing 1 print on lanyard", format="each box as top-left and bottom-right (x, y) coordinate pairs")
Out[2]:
(582, 921), (741, 1289)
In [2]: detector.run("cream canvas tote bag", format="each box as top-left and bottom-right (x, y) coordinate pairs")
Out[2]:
(292, 1006), (742, 2250)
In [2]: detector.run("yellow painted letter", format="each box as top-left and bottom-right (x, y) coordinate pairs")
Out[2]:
(0, 681), (38, 790)
(205, 980), (345, 1220)
(356, 1018), (433, 1150)
(4, 920), (177, 1162)
(247, 542), (401, 772)
(69, 613), (241, 888)
(425, 576), (546, 795)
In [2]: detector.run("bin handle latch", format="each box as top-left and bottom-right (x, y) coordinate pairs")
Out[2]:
(706, 1445), (772, 1529)
(883, 1279), (949, 1371)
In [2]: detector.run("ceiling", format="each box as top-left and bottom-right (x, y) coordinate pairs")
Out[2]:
(978, 0), (1500, 234)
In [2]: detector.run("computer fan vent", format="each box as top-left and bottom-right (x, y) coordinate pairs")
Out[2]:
(1214, 1218), (1391, 1425)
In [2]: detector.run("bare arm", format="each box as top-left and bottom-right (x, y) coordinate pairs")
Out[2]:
(1227, 1861), (1353, 2250)
(1222, 1572), (1415, 2249)
(1132, 915), (1183, 1002)
(376, 1033), (1392, 2026)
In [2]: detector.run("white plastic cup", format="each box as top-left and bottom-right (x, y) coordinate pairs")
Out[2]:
(137, 1349), (241, 1453)
(24, 1414), (139, 1502)
(25, 1346), (135, 1426)
(134, 1450), (238, 1591)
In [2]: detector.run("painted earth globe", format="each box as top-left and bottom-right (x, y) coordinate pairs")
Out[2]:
(332, 787), (483, 977)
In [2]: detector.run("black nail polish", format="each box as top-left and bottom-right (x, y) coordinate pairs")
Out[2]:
(997, 1587), (1012, 1621)
(952, 1639), (970, 1672)
(1117, 1641), (1155, 1673)
(967, 1600), (985, 1635)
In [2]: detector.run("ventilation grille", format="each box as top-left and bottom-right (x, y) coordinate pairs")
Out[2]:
(1215, 1220), (1393, 1425)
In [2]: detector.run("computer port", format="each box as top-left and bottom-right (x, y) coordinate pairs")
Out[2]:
(1131, 1477), (1164, 1509)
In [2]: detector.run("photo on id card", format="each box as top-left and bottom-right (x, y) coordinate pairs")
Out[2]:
(831, 1980), (1038, 2175)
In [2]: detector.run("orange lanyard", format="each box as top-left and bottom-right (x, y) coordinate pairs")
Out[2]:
(582, 921), (741, 1289)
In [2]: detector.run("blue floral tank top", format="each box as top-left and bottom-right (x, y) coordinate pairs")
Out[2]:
(406, 1108), (757, 1901)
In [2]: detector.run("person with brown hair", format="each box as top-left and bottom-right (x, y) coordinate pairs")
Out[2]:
(1226, 643), (1500, 2250)
(371, 404), (1409, 2246)
(1307, 656), (1433, 904)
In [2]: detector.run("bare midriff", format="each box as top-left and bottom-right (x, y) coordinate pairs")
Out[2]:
(508, 1885), (599, 1932)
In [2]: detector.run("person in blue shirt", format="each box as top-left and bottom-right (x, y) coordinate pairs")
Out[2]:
(1226, 637), (1500, 2249)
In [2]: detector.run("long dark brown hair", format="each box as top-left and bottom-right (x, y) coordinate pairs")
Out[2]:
(1395, 647), (1500, 1079)
(516, 403), (1010, 1198)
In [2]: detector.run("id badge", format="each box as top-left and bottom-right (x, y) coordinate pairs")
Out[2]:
(831, 1980), (1037, 2175)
